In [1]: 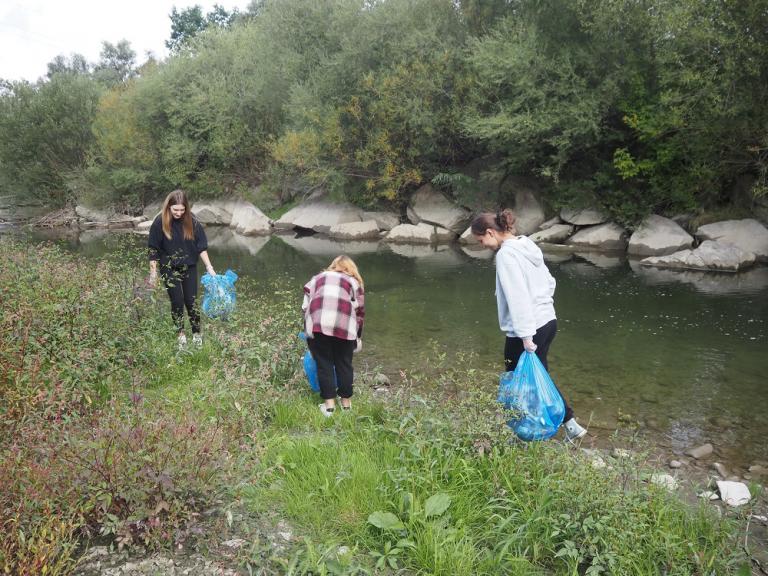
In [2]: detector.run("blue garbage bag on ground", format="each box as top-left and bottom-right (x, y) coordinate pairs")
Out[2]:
(201, 269), (237, 320)
(498, 351), (565, 441)
(299, 332), (337, 393)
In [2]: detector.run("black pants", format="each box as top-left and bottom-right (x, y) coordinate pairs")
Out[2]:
(307, 332), (355, 400)
(162, 265), (200, 334)
(504, 319), (574, 422)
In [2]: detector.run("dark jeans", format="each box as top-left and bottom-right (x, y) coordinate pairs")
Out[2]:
(307, 332), (355, 400)
(504, 319), (574, 422)
(162, 265), (200, 334)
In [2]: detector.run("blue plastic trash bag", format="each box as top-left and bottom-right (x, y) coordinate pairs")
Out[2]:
(201, 269), (238, 320)
(498, 351), (565, 441)
(299, 332), (337, 393)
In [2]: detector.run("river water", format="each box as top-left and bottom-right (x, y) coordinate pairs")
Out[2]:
(17, 226), (768, 472)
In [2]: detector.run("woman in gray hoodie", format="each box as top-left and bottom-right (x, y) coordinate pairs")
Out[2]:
(472, 209), (587, 442)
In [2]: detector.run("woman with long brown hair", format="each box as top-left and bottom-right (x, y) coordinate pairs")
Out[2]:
(148, 189), (216, 349)
(472, 208), (587, 442)
(302, 255), (365, 416)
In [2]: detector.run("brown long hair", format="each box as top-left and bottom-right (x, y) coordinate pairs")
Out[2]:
(470, 208), (517, 236)
(161, 189), (194, 241)
(327, 255), (364, 289)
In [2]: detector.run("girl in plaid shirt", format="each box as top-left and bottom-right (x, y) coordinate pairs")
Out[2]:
(303, 255), (365, 416)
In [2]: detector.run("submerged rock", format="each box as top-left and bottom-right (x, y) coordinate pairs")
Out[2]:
(385, 223), (436, 244)
(696, 218), (768, 262)
(685, 443), (714, 459)
(641, 240), (756, 272)
(566, 222), (628, 251)
(328, 220), (381, 240)
(529, 224), (574, 244)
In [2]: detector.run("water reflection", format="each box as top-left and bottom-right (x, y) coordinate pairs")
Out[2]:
(575, 251), (625, 269)
(629, 259), (768, 295)
(275, 233), (383, 258)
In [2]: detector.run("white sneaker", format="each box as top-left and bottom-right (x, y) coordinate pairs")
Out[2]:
(177, 333), (187, 350)
(564, 418), (587, 442)
(192, 334), (203, 347)
(318, 404), (335, 418)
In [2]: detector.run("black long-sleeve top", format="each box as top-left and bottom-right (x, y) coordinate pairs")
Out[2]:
(147, 215), (208, 268)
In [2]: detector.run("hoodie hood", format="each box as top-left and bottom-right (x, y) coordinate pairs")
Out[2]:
(499, 236), (545, 267)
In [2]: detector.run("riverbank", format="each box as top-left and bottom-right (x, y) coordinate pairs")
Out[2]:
(1, 237), (763, 575)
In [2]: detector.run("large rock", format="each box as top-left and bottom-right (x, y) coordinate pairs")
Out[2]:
(529, 224), (574, 244)
(512, 188), (546, 235)
(229, 201), (271, 236)
(274, 199), (363, 233)
(716, 481), (751, 507)
(362, 211), (400, 231)
(134, 220), (152, 235)
(75, 205), (113, 222)
(434, 225), (457, 243)
(539, 216), (562, 230)
(409, 184), (471, 233)
(641, 240), (756, 272)
(561, 207), (609, 226)
(328, 220), (381, 240)
(628, 215), (694, 256)
(191, 200), (238, 225)
(459, 226), (479, 245)
(566, 222), (628, 250)
(384, 223), (436, 244)
(696, 218), (768, 262)
(142, 200), (163, 219)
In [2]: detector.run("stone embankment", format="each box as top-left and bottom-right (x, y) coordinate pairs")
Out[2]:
(23, 184), (768, 271)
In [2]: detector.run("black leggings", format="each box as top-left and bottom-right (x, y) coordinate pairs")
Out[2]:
(307, 332), (355, 400)
(504, 319), (574, 422)
(162, 265), (200, 334)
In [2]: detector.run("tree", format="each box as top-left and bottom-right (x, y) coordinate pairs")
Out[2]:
(166, 4), (239, 51)
(46, 53), (90, 78)
(0, 75), (102, 205)
(94, 40), (137, 86)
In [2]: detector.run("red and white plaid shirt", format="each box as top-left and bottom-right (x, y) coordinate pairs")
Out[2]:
(303, 271), (365, 340)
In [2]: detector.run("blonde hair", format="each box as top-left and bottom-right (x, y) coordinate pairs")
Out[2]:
(161, 189), (194, 241)
(327, 255), (364, 289)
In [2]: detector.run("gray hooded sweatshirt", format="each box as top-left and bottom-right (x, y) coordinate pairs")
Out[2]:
(495, 236), (556, 338)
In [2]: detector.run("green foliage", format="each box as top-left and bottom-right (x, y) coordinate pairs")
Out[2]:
(271, 0), (469, 206)
(463, 0), (768, 223)
(1, 0), (767, 222)
(0, 237), (303, 572)
(93, 40), (138, 86)
(166, 4), (239, 52)
(0, 74), (102, 206)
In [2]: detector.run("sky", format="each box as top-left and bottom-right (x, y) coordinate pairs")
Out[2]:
(0, 0), (252, 82)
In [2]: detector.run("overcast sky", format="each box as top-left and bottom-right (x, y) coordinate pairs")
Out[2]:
(0, 0), (252, 82)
